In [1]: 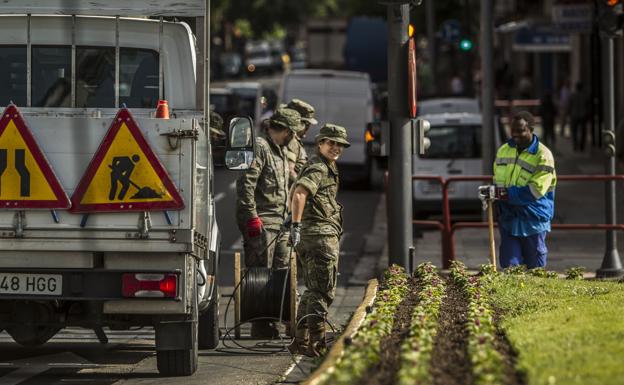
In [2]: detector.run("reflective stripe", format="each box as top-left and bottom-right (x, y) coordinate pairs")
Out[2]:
(496, 157), (516, 165)
(516, 159), (537, 173)
(537, 165), (555, 173)
(529, 183), (542, 199)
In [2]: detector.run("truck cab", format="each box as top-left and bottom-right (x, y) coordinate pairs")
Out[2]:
(0, 5), (254, 377)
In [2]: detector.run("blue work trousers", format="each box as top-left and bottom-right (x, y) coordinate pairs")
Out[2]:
(499, 228), (548, 269)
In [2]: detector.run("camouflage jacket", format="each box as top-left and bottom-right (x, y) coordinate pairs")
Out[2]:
(285, 137), (308, 186)
(295, 154), (343, 236)
(236, 133), (289, 229)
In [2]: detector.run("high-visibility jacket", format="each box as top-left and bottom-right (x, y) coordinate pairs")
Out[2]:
(493, 135), (556, 236)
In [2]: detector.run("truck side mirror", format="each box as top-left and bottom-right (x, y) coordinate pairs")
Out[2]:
(225, 117), (255, 170)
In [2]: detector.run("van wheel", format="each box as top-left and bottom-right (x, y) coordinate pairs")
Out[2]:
(198, 286), (220, 349)
(156, 289), (199, 376)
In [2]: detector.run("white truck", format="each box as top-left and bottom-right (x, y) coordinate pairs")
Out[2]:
(0, 1), (255, 377)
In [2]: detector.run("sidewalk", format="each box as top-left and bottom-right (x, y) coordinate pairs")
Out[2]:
(413, 129), (624, 274)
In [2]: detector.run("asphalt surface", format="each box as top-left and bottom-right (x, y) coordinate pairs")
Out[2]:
(0, 167), (382, 385)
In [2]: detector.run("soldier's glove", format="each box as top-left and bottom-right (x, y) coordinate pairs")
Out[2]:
(246, 217), (263, 238)
(282, 214), (292, 231)
(290, 223), (301, 247)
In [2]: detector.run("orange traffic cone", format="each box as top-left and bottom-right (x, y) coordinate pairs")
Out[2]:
(155, 100), (170, 119)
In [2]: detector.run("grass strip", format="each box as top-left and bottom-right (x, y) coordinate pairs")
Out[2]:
(396, 262), (445, 385)
(318, 265), (410, 385)
(486, 271), (624, 385)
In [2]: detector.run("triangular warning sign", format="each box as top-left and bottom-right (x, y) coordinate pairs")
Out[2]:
(70, 108), (184, 213)
(0, 104), (70, 209)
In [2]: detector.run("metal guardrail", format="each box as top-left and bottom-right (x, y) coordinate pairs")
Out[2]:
(412, 174), (624, 268)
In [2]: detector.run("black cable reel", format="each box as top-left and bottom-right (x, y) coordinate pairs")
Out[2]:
(233, 248), (298, 339)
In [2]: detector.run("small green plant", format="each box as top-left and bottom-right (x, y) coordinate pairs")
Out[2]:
(504, 265), (527, 275)
(528, 267), (558, 279)
(479, 263), (499, 277)
(565, 266), (585, 280)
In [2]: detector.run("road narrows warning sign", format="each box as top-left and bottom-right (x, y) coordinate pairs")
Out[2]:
(0, 104), (70, 209)
(70, 108), (184, 212)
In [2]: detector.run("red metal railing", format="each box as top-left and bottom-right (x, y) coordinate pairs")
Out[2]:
(412, 174), (624, 268)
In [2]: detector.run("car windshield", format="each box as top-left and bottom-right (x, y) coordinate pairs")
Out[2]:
(421, 125), (482, 159)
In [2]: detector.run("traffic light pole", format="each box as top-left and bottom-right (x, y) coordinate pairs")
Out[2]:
(597, 36), (623, 278)
(480, 0), (495, 175)
(386, 2), (413, 270)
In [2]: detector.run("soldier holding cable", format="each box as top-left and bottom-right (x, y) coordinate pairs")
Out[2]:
(288, 124), (349, 356)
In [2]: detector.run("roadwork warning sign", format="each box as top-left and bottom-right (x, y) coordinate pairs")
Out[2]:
(70, 108), (184, 212)
(0, 104), (70, 209)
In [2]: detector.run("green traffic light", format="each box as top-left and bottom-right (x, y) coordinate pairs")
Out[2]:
(459, 39), (473, 51)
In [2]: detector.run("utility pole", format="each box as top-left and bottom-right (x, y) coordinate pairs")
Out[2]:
(480, 0), (495, 174)
(597, 36), (623, 278)
(386, 1), (413, 270)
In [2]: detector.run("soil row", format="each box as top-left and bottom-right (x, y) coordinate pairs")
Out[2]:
(315, 263), (522, 385)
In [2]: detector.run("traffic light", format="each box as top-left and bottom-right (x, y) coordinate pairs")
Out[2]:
(598, 0), (624, 36)
(459, 38), (473, 51)
(412, 118), (431, 155)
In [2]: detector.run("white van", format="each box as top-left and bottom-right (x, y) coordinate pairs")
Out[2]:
(280, 69), (374, 183)
(413, 112), (502, 216)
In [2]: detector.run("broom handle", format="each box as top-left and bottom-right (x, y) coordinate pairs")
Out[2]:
(487, 201), (497, 270)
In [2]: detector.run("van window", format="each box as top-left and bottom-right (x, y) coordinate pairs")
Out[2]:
(0, 45), (159, 108)
(0, 46), (27, 106)
(421, 125), (482, 159)
(33, 46), (72, 107)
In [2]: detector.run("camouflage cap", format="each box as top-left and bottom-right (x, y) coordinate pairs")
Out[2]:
(315, 123), (350, 148)
(269, 107), (303, 133)
(287, 98), (318, 125)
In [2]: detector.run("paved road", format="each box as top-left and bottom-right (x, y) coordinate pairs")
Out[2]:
(0, 168), (382, 385)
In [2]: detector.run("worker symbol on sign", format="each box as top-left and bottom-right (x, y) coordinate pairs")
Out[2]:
(108, 154), (163, 200)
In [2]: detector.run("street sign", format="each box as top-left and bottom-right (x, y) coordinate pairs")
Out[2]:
(0, 104), (70, 209)
(439, 19), (462, 43)
(70, 108), (184, 213)
(552, 3), (593, 32)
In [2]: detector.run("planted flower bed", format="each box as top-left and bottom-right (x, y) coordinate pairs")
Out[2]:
(305, 262), (624, 385)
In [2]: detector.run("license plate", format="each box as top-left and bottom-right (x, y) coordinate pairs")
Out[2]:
(0, 273), (62, 296)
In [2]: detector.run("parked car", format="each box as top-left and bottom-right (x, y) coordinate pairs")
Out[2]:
(244, 41), (272, 75)
(280, 69), (375, 185)
(226, 82), (277, 127)
(412, 112), (502, 217)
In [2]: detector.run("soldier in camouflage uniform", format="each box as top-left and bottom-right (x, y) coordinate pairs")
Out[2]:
(284, 99), (318, 186)
(288, 124), (350, 356)
(235, 107), (302, 338)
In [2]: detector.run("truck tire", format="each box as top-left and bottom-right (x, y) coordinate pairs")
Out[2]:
(198, 285), (220, 349)
(156, 287), (199, 376)
(7, 302), (60, 346)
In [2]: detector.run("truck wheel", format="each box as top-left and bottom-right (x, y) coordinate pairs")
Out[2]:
(156, 288), (199, 376)
(7, 302), (60, 346)
(198, 285), (220, 349)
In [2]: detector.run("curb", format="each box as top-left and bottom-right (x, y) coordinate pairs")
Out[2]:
(301, 278), (379, 385)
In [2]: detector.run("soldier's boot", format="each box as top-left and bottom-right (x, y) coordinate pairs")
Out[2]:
(307, 326), (327, 357)
(287, 326), (309, 355)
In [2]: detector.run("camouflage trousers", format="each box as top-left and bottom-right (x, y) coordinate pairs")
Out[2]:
(243, 227), (290, 269)
(295, 234), (339, 333)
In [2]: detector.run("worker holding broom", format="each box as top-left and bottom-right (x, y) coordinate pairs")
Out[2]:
(480, 111), (557, 269)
